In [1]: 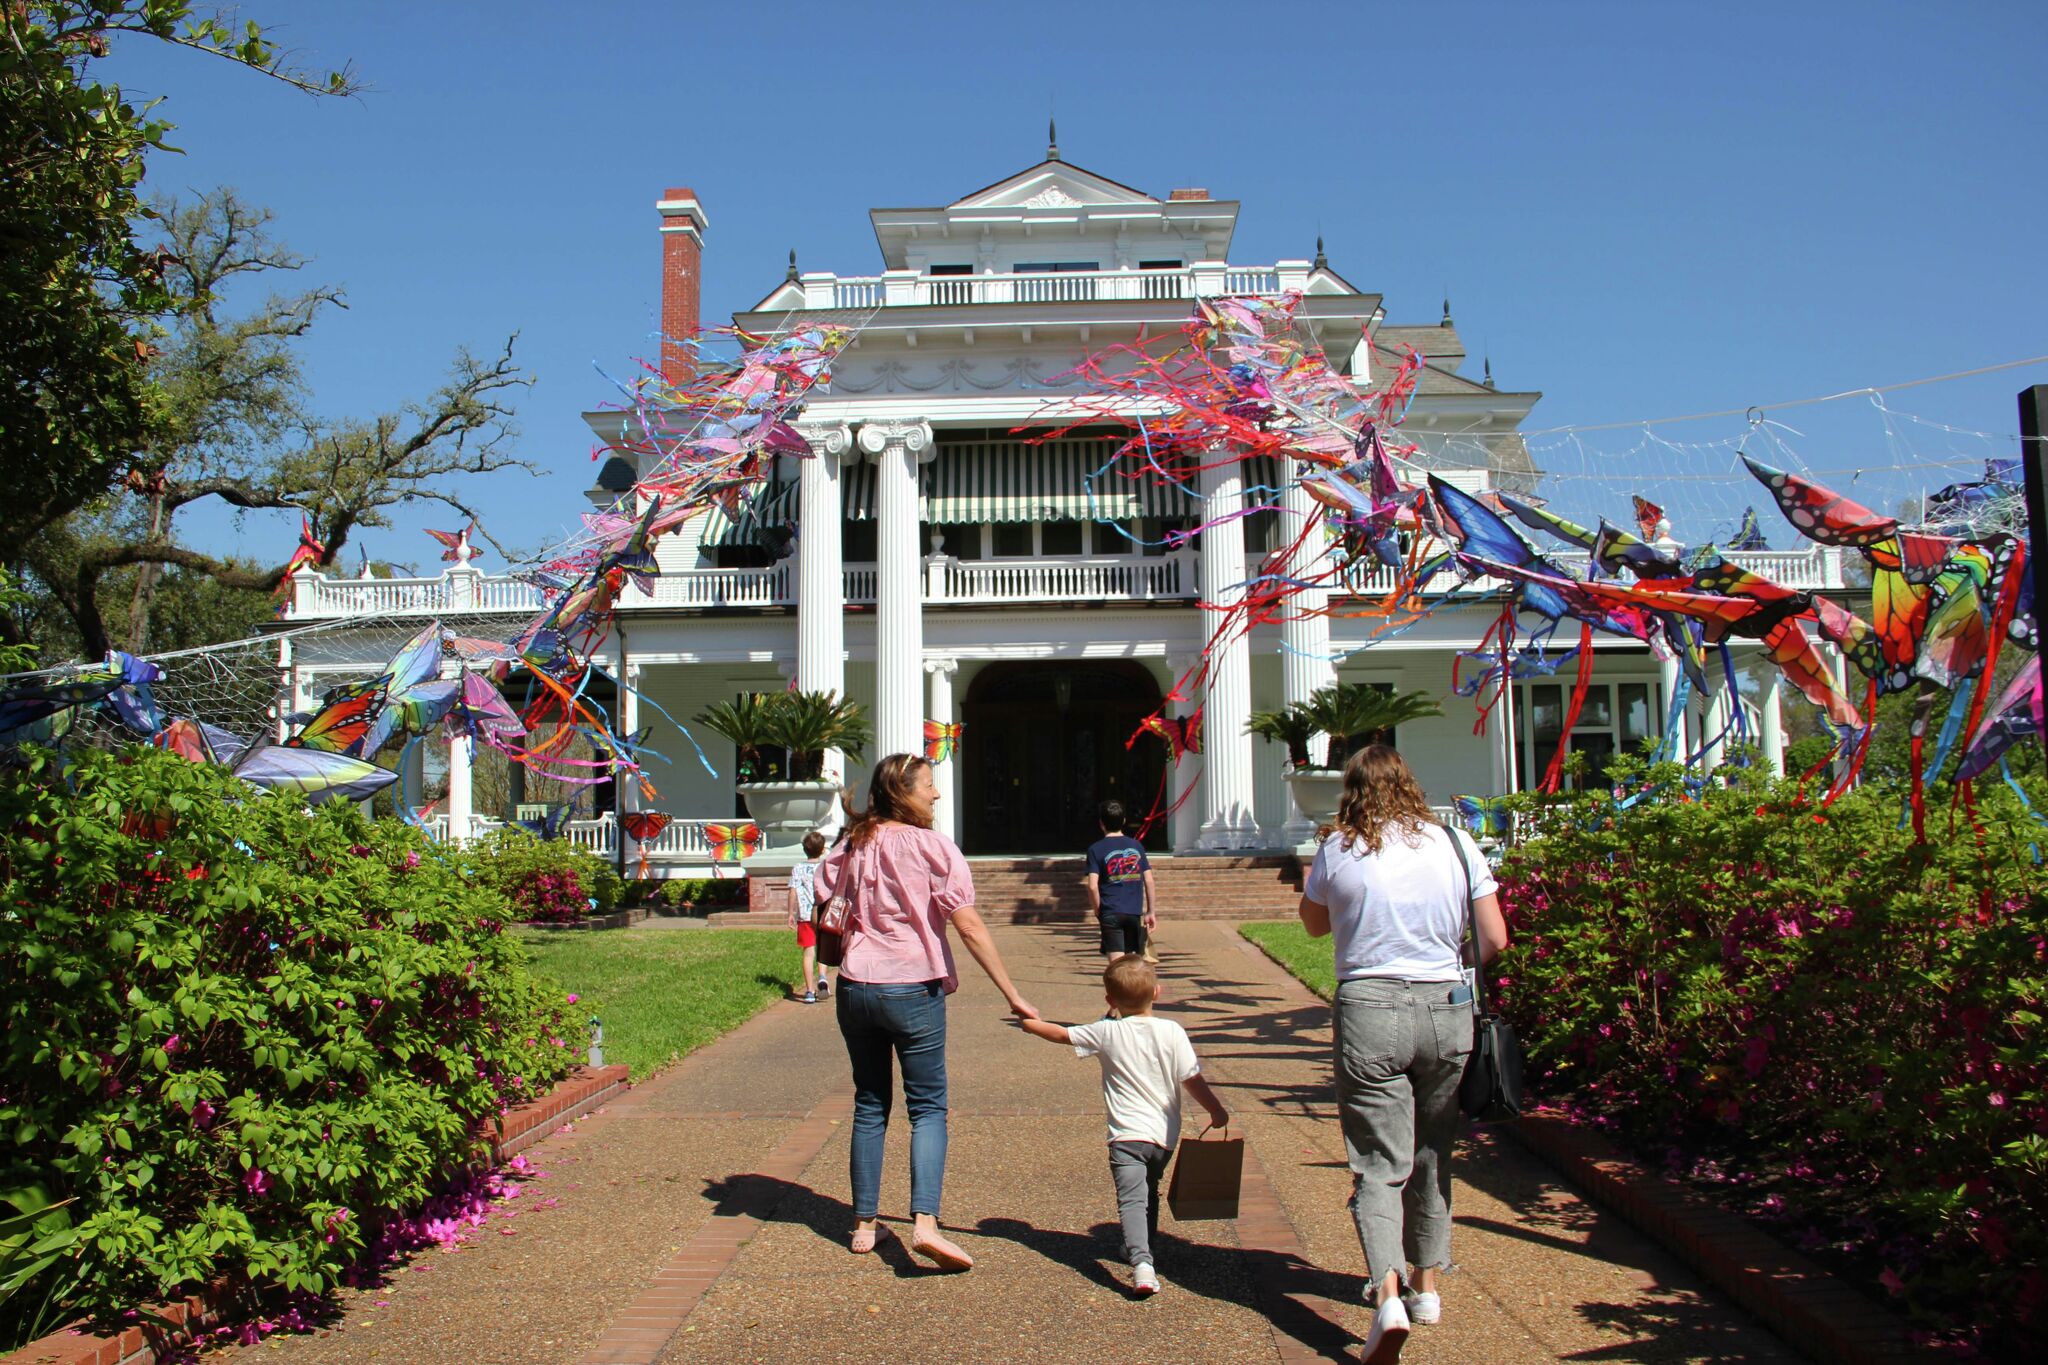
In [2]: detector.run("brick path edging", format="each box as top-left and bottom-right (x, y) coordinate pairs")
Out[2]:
(1509, 1113), (1936, 1365)
(0, 1065), (631, 1365)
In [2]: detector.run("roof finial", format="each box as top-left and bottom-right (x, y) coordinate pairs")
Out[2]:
(1441, 293), (1453, 328)
(1483, 355), (1495, 389)
(1313, 235), (1328, 270)
(785, 248), (799, 282)
(1047, 117), (1060, 161)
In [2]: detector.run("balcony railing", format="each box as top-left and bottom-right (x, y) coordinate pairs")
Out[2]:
(804, 261), (1309, 311)
(282, 543), (1846, 622)
(1334, 544), (1846, 597)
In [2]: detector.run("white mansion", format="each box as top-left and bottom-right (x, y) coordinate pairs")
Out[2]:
(280, 147), (1847, 870)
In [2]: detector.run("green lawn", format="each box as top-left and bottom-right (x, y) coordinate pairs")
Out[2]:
(515, 926), (803, 1081)
(1238, 920), (1336, 1000)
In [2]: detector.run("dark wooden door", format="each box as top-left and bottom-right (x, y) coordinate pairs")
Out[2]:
(961, 662), (1165, 854)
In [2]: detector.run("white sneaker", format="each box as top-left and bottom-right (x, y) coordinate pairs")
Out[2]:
(1132, 1262), (1160, 1296)
(1361, 1294), (1410, 1363)
(1400, 1289), (1441, 1325)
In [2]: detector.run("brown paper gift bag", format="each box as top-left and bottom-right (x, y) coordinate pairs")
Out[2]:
(1166, 1127), (1243, 1221)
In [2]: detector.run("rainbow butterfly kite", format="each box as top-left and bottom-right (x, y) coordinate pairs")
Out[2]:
(923, 720), (963, 763)
(705, 821), (763, 864)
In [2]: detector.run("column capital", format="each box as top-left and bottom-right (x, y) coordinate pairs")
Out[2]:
(923, 656), (960, 678)
(796, 421), (855, 462)
(857, 419), (936, 463)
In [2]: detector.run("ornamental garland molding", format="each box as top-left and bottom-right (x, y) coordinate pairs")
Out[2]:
(831, 358), (1082, 395)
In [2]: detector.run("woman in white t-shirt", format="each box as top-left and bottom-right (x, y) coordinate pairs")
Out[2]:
(1297, 744), (1508, 1364)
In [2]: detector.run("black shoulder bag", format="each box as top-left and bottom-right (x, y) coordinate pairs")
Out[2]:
(1444, 825), (1524, 1122)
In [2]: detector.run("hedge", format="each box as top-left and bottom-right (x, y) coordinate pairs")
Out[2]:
(0, 747), (584, 1348)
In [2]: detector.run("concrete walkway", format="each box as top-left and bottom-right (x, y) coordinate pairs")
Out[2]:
(226, 922), (1798, 1363)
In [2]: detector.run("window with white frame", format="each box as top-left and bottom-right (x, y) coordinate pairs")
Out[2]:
(1511, 678), (1662, 791)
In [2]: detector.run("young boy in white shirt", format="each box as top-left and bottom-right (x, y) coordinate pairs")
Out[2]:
(1020, 954), (1230, 1295)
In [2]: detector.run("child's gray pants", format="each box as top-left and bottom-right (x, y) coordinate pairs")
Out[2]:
(1108, 1139), (1172, 1267)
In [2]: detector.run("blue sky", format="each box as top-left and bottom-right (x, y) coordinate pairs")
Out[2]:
(108, 0), (2048, 570)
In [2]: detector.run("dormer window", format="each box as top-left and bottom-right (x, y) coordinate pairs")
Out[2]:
(1138, 259), (1184, 270)
(928, 264), (973, 274)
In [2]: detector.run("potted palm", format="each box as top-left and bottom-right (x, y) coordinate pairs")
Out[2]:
(695, 689), (871, 851)
(1280, 683), (1445, 829)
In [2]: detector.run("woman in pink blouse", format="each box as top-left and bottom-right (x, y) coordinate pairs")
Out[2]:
(814, 753), (1039, 1271)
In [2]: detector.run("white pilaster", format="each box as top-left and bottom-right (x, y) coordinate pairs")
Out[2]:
(1167, 653), (1204, 854)
(1657, 653), (1690, 761)
(1761, 665), (1785, 777)
(619, 662), (643, 868)
(1197, 458), (1260, 849)
(860, 420), (934, 764)
(798, 423), (852, 787)
(446, 734), (473, 846)
(1277, 478), (1336, 842)
(1701, 673), (1727, 774)
(925, 657), (959, 843)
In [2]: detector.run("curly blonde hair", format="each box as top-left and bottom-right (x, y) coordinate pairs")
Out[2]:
(844, 753), (936, 850)
(1329, 744), (1437, 855)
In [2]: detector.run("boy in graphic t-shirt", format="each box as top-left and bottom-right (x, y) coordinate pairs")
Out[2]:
(1020, 954), (1229, 1295)
(1085, 800), (1156, 962)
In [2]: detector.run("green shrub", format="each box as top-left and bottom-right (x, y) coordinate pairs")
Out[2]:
(0, 746), (585, 1344)
(659, 878), (746, 911)
(463, 827), (622, 923)
(1495, 762), (2048, 1355)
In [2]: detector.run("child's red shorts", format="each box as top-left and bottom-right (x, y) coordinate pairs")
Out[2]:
(794, 921), (817, 948)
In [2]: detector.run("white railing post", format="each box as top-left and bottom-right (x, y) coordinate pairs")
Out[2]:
(882, 269), (919, 306)
(1275, 259), (1312, 292)
(1191, 261), (1228, 297)
(800, 271), (838, 309)
(446, 563), (478, 611)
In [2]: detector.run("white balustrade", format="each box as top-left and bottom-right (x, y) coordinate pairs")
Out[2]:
(796, 264), (1309, 311)
(842, 565), (878, 604)
(936, 555), (1186, 603)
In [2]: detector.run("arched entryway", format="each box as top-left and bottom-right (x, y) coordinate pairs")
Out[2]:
(960, 660), (1166, 855)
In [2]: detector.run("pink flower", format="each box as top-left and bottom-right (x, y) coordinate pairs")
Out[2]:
(566, 993), (579, 1004)
(1879, 1268), (1906, 1296)
(404, 851), (421, 870)
(243, 1168), (272, 1196)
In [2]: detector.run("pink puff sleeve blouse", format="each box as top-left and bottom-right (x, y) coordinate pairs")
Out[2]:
(813, 823), (977, 992)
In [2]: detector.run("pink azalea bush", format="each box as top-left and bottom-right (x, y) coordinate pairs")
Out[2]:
(1493, 758), (2047, 1357)
(462, 827), (622, 924)
(0, 746), (588, 1347)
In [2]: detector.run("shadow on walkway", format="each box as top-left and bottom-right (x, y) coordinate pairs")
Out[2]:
(974, 1215), (1365, 1361)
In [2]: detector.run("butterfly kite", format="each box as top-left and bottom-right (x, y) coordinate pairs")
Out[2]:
(923, 720), (963, 763)
(704, 821), (762, 865)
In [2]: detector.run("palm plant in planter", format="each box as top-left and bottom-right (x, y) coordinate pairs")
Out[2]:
(1246, 706), (1317, 769)
(693, 689), (872, 852)
(1302, 683), (1443, 769)
(766, 689), (872, 781)
(693, 692), (779, 784)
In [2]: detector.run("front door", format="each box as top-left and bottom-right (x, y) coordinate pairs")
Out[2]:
(960, 661), (1166, 855)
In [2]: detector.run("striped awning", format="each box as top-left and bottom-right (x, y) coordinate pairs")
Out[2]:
(700, 477), (800, 547)
(716, 439), (1214, 532)
(923, 438), (1196, 524)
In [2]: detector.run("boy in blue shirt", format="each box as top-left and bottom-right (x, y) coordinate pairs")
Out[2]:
(1085, 800), (1156, 962)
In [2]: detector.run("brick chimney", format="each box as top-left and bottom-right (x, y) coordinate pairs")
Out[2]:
(1167, 187), (1210, 201)
(656, 186), (708, 384)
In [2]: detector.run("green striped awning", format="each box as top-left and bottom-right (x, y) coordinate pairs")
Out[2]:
(711, 439), (1210, 533)
(924, 438), (1196, 524)
(700, 477), (800, 547)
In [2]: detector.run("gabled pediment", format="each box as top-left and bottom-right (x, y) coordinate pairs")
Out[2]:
(950, 160), (1158, 210)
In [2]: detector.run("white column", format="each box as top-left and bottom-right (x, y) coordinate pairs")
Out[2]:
(619, 661), (643, 869)
(1277, 478), (1336, 843)
(446, 734), (473, 846)
(1657, 652), (1690, 761)
(860, 420), (934, 764)
(925, 658), (959, 843)
(1761, 663), (1785, 777)
(1167, 652), (1204, 854)
(797, 424), (851, 789)
(1701, 673), (1727, 774)
(1197, 458), (1259, 849)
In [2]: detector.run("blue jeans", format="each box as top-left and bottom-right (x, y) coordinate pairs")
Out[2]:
(837, 979), (949, 1219)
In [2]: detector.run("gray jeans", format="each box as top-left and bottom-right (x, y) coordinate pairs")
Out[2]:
(1334, 977), (1474, 1283)
(1108, 1140), (1172, 1267)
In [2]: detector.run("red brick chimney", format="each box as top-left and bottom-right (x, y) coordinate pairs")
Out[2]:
(656, 186), (708, 385)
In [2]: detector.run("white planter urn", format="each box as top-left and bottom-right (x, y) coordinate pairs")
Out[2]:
(737, 780), (839, 852)
(1283, 768), (1346, 836)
